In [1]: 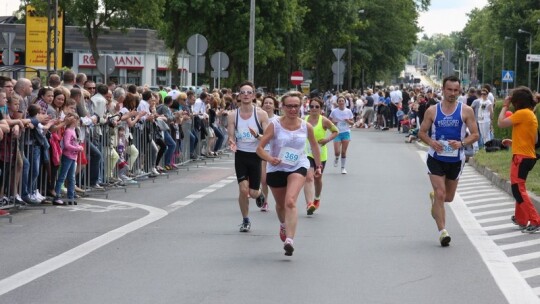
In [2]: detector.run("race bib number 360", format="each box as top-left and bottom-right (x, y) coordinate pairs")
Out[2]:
(438, 140), (458, 157)
(279, 147), (301, 166)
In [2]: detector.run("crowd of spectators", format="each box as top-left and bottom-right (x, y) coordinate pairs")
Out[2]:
(0, 71), (237, 215)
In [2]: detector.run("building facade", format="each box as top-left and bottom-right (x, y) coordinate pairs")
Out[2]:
(0, 23), (191, 86)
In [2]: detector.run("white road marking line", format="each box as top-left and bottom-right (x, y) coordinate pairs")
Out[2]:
(450, 195), (539, 303)
(416, 151), (538, 303)
(500, 239), (540, 251)
(186, 194), (205, 199)
(477, 216), (513, 224)
(532, 287), (540, 296)
(508, 251), (540, 263)
(459, 188), (499, 195)
(490, 231), (525, 241)
(0, 199), (167, 296)
(0, 174), (238, 296)
(482, 223), (517, 231)
(473, 208), (515, 217)
(458, 182), (492, 189)
(461, 194), (508, 201)
(469, 202), (514, 210)
(164, 175), (236, 213)
(521, 268), (540, 279)
(465, 198), (511, 205)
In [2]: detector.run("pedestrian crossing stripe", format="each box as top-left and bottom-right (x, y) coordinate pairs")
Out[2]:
(502, 71), (513, 82)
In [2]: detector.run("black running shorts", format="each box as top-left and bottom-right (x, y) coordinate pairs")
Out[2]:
(235, 150), (262, 190)
(426, 155), (464, 181)
(308, 157), (326, 173)
(266, 167), (308, 188)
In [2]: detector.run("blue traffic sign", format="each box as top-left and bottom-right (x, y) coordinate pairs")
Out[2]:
(501, 70), (514, 83)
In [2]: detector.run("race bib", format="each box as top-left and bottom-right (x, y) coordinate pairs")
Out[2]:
(237, 128), (256, 142)
(438, 140), (458, 157)
(338, 121), (349, 129)
(279, 147), (302, 166)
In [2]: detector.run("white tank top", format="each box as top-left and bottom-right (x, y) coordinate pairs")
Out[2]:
(267, 119), (310, 173)
(235, 107), (261, 153)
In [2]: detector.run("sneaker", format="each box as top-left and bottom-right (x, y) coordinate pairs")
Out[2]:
(255, 192), (265, 208)
(313, 199), (320, 209)
(511, 215), (528, 229)
(279, 225), (286, 242)
(0, 209), (9, 216)
(122, 179), (138, 185)
(92, 184), (104, 190)
(284, 239), (294, 256)
(151, 167), (160, 175)
(522, 225), (540, 234)
(307, 203), (316, 215)
(439, 230), (451, 247)
(429, 191), (435, 219)
(341, 168), (347, 174)
(34, 190), (46, 201)
(333, 158), (339, 167)
(23, 194), (40, 205)
(52, 198), (65, 206)
(239, 221), (251, 232)
(261, 202), (269, 212)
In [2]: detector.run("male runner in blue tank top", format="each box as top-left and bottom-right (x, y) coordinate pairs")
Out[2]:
(418, 75), (479, 247)
(227, 81), (269, 232)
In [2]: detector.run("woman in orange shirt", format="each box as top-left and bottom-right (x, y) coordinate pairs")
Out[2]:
(498, 86), (540, 233)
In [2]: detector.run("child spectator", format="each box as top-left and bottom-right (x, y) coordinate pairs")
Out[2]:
(116, 126), (137, 184)
(400, 114), (411, 134)
(53, 112), (83, 205)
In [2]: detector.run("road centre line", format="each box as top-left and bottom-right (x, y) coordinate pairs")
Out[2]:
(0, 198), (167, 296)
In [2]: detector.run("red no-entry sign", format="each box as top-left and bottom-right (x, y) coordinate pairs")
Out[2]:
(290, 71), (303, 86)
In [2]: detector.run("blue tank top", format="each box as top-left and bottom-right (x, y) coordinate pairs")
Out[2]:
(427, 102), (466, 162)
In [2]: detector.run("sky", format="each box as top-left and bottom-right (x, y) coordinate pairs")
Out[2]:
(1, 0), (488, 37)
(0, 0), (20, 17)
(418, 0), (489, 37)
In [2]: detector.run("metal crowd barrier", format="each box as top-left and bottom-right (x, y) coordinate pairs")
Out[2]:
(0, 107), (232, 218)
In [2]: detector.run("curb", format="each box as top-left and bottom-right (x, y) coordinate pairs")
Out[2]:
(414, 140), (540, 208)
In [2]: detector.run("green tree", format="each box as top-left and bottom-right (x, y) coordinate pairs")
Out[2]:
(159, 0), (306, 88)
(24, 0), (165, 65)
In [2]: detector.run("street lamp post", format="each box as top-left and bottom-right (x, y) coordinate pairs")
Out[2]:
(248, 0), (255, 82)
(518, 29), (532, 88)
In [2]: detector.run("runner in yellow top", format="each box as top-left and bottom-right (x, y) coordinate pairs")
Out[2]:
(304, 97), (338, 215)
(497, 86), (540, 233)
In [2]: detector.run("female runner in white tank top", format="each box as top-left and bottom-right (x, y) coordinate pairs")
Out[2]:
(257, 92), (322, 257)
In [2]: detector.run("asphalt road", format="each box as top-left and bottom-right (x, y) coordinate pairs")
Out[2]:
(0, 128), (537, 304)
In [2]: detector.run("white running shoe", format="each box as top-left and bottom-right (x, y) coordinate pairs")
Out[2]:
(34, 190), (46, 201)
(341, 168), (347, 174)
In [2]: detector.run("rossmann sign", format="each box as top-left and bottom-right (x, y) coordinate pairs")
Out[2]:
(78, 54), (144, 69)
